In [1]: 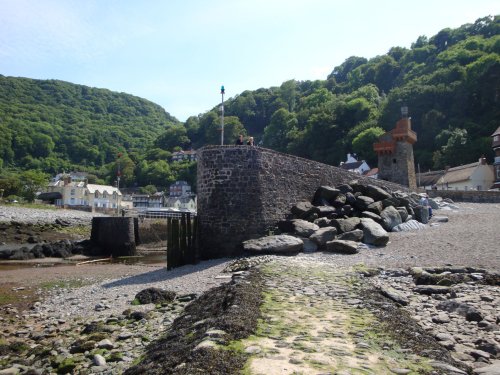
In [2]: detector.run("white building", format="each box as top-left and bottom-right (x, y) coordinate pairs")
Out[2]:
(339, 153), (371, 175)
(45, 175), (122, 209)
(437, 158), (494, 191)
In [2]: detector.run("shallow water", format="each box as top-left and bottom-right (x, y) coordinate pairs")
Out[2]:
(0, 252), (166, 271)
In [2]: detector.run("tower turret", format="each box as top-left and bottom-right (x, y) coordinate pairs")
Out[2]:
(373, 107), (417, 190)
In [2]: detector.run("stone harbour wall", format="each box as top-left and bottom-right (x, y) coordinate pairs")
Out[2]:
(197, 146), (409, 259)
(427, 189), (500, 203)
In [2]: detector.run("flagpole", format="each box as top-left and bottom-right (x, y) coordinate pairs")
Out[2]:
(220, 85), (225, 145)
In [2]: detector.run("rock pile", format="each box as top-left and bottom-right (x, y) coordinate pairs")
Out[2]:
(243, 182), (447, 254)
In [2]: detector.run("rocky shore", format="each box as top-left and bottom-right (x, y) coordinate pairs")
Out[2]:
(0, 202), (499, 374)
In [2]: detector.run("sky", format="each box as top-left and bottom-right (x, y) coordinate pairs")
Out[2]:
(1, 1), (499, 122)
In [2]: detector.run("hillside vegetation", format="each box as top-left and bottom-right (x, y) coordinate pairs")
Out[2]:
(1, 16), (499, 201)
(186, 15), (499, 170)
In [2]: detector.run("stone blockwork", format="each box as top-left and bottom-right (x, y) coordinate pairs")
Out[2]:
(427, 189), (500, 203)
(378, 141), (417, 190)
(197, 146), (409, 259)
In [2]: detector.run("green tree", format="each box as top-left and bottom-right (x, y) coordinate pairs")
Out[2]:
(352, 127), (385, 166)
(20, 170), (48, 202)
(155, 125), (191, 151)
(263, 108), (298, 152)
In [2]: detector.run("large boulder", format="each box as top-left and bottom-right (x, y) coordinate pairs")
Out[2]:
(364, 185), (392, 201)
(337, 229), (364, 242)
(361, 211), (383, 225)
(315, 206), (337, 217)
(360, 218), (389, 246)
(366, 201), (383, 215)
(336, 184), (353, 195)
(242, 235), (303, 254)
(291, 219), (319, 237)
(291, 201), (319, 219)
(278, 219), (319, 237)
(396, 206), (409, 222)
(382, 196), (400, 208)
(309, 227), (338, 248)
(354, 196), (375, 211)
(325, 240), (359, 254)
(333, 217), (360, 234)
(380, 206), (402, 231)
(313, 186), (341, 206)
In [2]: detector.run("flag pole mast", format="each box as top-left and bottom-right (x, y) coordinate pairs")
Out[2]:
(220, 85), (225, 145)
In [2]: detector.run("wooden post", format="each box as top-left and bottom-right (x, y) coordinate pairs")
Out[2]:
(185, 213), (194, 264)
(180, 213), (187, 265)
(172, 218), (180, 268)
(166, 217), (173, 270)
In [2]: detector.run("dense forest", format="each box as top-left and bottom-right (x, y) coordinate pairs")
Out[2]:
(186, 15), (499, 170)
(0, 15), (499, 201)
(0, 77), (197, 199)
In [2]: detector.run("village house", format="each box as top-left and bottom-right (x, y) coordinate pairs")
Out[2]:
(165, 195), (197, 211)
(44, 174), (122, 210)
(417, 158), (494, 191)
(132, 192), (167, 208)
(171, 150), (197, 162)
(435, 157), (494, 191)
(339, 153), (371, 175)
(169, 180), (192, 197)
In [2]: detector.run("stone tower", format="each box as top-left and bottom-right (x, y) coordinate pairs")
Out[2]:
(373, 107), (417, 190)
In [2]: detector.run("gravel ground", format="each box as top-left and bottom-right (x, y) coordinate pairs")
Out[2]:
(0, 203), (500, 298)
(0, 205), (107, 226)
(0, 202), (499, 374)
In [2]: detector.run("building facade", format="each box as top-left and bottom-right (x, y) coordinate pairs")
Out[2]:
(46, 175), (122, 209)
(169, 181), (192, 197)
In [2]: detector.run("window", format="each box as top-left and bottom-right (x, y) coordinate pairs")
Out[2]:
(71, 189), (75, 195)
(95, 191), (99, 198)
(103, 191), (108, 198)
(113, 192), (117, 199)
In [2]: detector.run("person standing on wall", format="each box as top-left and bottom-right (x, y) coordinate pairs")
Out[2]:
(235, 134), (244, 145)
(247, 136), (254, 146)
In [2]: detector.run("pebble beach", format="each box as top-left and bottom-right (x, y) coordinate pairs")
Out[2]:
(0, 202), (499, 374)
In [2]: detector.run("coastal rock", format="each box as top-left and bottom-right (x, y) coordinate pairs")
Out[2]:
(380, 206), (402, 231)
(309, 227), (338, 248)
(242, 235), (303, 254)
(325, 240), (359, 254)
(134, 288), (176, 305)
(337, 229), (364, 242)
(360, 218), (389, 246)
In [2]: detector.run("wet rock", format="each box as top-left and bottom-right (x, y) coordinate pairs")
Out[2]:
(325, 240), (359, 254)
(437, 301), (483, 322)
(413, 285), (451, 295)
(379, 286), (409, 306)
(134, 288), (176, 305)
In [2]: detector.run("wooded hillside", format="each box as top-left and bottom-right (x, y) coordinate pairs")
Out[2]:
(0, 16), (498, 201)
(186, 15), (499, 170)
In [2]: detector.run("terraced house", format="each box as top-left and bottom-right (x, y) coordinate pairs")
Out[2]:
(44, 174), (122, 210)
